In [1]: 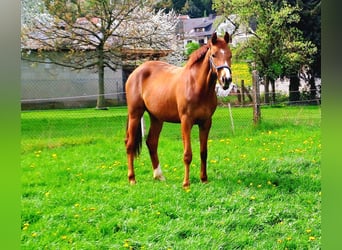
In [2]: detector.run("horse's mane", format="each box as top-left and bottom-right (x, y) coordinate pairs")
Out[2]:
(185, 44), (210, 68)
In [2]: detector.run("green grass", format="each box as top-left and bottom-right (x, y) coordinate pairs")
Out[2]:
(21, 106), (321, 249)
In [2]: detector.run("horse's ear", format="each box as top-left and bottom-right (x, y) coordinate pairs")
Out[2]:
(211, 32), (218, 44)
(224, 32), (231, 44)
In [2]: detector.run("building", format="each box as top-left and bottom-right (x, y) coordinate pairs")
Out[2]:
(178, 14), (252, 47)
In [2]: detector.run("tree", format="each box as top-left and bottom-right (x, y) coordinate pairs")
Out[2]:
(154, 0), (214, 17)
(287, 0), (321, 103)
(184, 41), (200, 57)
(212, 0), (317, 104)
(21, 0), (178, 109)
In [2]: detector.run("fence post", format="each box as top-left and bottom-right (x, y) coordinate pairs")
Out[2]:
(241, 80), (245, 106)
(228, 103), (235, 135)
(252, 70), (261, 126)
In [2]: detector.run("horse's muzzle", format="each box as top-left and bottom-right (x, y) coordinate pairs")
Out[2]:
(221, 76), (232, 90)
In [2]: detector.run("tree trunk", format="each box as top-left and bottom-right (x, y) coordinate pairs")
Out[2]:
(270, 78), (276, 105)
(289, 75), (300, 104)
(264, 75), (270, 104)
(309, 75), (318, 104)
(96, 48), (107, 109)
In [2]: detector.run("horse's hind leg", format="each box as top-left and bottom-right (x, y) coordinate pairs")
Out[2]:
(146, 115), (165, 181)
(125, 111), (144, 184)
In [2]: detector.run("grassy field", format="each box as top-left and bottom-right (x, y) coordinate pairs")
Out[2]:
(21, 106), (321, 249)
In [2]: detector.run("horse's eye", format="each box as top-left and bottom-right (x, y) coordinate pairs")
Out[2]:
(212, 54), (216, 58)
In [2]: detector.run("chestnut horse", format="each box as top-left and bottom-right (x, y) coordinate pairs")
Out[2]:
(125, 32), (232, 187)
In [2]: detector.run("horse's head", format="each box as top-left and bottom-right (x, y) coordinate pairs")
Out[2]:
(209, 32), (232, 90)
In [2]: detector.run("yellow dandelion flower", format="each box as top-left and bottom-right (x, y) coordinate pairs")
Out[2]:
(306, 229), (312, 233)
(123, 240), (129, 248)
(309, 236), (315, 241)
(31, 232), (38, 237)
(61, 235), (67, 240)
(52, 153), (57, 159)
(277, 239), (282, 243)
(257, 184), (262, 188)
(23, 223), (30, 230)
(250, 196), (256, 200)
(261, 157), (266, 161)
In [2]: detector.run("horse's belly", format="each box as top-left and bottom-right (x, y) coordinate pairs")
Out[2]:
(145, 96), (180, 123)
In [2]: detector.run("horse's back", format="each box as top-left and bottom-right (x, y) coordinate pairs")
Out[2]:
(126, 61), (183, 122)
(126, 61), (180, 91)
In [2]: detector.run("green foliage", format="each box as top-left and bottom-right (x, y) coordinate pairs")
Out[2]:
(185, 41), (200, 57)
(154, 0), (213, 17)
(21, 106), (321, 249)
(213, 0), (317, 79)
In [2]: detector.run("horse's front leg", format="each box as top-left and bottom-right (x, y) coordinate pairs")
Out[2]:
(181, 117), (193, 188)
(199, 119), (212, 183)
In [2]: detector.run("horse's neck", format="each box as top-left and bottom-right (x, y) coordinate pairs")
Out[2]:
(195, 54), (217, 92)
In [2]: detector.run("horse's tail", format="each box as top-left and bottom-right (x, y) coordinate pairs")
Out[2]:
(125, 118), (142, 158)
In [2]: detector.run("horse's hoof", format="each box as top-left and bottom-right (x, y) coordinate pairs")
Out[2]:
(201, 178), (208, 184)
(129, 179), (136, 185)
(153, 165), (165, 181)
(182, 182), (190, 188)
(154, 175), (166, 181)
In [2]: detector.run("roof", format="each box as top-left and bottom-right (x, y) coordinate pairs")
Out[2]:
(182, 15), (217, 39)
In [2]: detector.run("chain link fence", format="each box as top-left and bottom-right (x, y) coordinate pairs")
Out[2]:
(21, 76), (321, 148)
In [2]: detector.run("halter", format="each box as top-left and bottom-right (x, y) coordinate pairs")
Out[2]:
(209, 55), (231, 73)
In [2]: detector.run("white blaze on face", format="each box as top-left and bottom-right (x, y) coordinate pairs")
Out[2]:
(222, 66), (231, 79)
(218, 49), (231, 80)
